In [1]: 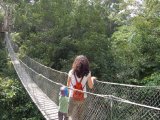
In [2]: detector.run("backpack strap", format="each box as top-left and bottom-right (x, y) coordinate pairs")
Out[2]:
(74, 72), (84, 83)
(74, 72), (87, 90)
(71, 72), (84, 87)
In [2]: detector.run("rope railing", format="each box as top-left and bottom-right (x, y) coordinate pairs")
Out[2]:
(6, 32), (160, 120)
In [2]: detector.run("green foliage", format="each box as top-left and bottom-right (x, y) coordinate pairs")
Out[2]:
(111, 25), (141, 81)
(0, 49), (8, 72)
(111, 1), (160, 82)
(0, 11), (3, 23)
(141, 72), (160, 86)
(51, 36), (78, 71)
(4, 0), (160, 86)
(0, 45), (16, 76)
(77, 32), (114, 80)
(11, 0), (116, 71)
(0, 39), (44, 119)
(0, 77), (44, 120)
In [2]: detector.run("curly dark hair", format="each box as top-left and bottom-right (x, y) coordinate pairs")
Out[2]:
(72, 55), (90, 78)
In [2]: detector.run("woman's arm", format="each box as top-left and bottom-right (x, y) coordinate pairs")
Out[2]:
(67, 76), (71, 87)
(88, 76), (94, 89)
(88, 76), (97, 89)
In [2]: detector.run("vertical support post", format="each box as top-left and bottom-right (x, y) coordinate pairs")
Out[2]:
(109, 95), (113, 120)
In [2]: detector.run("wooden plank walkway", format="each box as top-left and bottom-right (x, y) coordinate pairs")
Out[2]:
(6, 32), (58, 120)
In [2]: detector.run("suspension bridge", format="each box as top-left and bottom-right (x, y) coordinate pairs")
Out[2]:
(5, 31), (160, 120)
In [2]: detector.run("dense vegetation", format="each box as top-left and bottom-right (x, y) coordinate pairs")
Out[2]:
(8, 0), (160, 85)
(0, 0), (160, 119)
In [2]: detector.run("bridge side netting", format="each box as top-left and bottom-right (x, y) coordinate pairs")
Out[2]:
(95, 81), (160, 108)
(20, 58), (160, 120)
(21, 56), (160, 108)
(22, 56), (68, 85)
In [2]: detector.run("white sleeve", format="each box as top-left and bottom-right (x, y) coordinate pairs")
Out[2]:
(68, 69), (73, 77)
(88, 71), (91, 78)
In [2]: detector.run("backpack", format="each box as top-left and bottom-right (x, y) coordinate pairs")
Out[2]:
(71, 73), (85, 101)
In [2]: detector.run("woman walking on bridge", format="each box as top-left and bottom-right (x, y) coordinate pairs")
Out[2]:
(67, 55), (95, 120)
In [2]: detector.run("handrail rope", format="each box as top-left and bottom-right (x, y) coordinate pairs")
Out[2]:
(111, 96), (160, 111)
(96, 80), (160, 88)
(19, 58), (160, 111)
(25, 56), (160, 89)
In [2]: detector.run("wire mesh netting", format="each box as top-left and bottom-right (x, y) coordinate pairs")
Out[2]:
(17, 59), (160, 120)
(22, 56), (160, 108)
(6, 32), (160, 120)
(15, 59), (160, 120)
(94, 81), (160, 108)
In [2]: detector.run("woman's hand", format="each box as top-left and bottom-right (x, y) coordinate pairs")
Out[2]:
(91, 76), (97, 84)
(88, 76), (97, 89)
